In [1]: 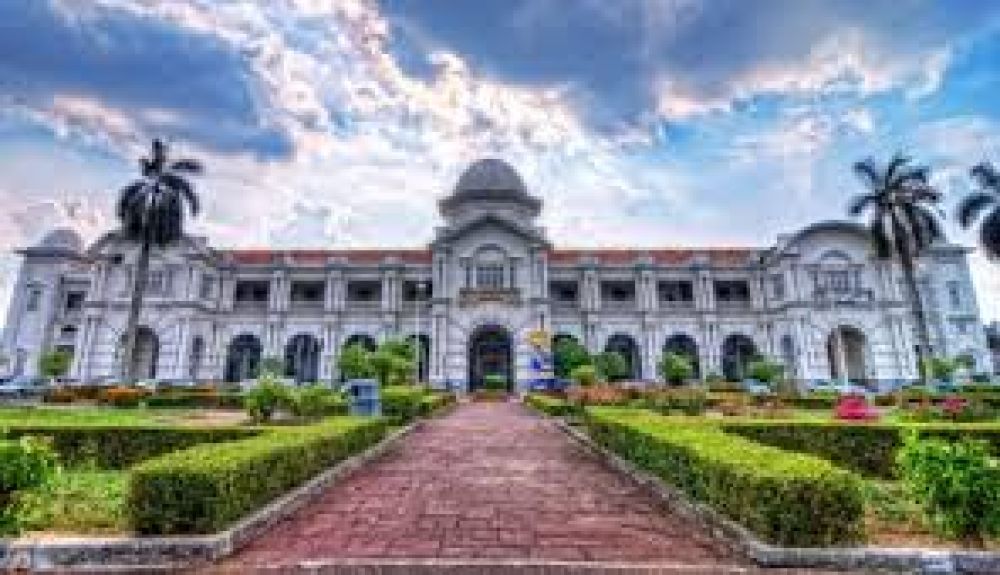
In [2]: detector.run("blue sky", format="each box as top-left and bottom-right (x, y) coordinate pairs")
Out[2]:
(0, 0), (998, 321)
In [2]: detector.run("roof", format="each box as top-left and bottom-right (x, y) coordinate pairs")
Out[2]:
(224, 249), (433, 266)
(439, 158), (542, 213)
(548, 248), (760, 266)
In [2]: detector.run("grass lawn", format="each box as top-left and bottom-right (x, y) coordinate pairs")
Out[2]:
(15, 470), (129, 535)
(0, 405), (246, 427)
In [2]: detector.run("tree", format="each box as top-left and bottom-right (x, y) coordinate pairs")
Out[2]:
(553, 337), (591, 379)
(37, 349), (72, 381)
(958, 162), (1000, 260)
(849, 154), (943, 383)
(745, 357), (784, 384)
(594, 351), (629, 382)
(658, 352), (694, 385)
(117, 139), (202, 384)
(338, 343), (374, 380)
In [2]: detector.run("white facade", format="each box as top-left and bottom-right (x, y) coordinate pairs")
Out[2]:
(2, 159), (992, 391)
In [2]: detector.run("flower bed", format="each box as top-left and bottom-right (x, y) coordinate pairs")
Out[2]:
(583, 407), (865, 546)
(722, 420), (1000, 478)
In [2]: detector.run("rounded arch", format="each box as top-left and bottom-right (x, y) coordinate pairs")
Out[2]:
(406, 333), (431, 383)
(827, 326), (866, 383)
(285, 333), (321, 384)
(721, 333), (757, 381)
(225, 333), (263, 383)
(662, 333), (700, 379)
(118, 326), (159, 379)
(468, 324), (513, 391)
(343, 333), (377, 352)
(605, 333), (641, 380)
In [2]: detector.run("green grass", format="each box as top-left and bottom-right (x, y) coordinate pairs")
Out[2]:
(15, 470), (128, 534)
(0, 406), (241, 427)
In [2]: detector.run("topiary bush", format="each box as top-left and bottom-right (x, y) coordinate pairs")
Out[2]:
(658, 352), (694, 385)
(381, 385), (427, 423)
(583, 407), (865, 546)
(569, 364), (600, 387)
(128, 417), (390, 534)
(287, 385), (347, 419)
(897, 433), (1000, 545)
(243, 375), (290, 423)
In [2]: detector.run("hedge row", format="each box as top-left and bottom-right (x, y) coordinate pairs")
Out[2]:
(143, 392), (247, 410)
(525, 394), (577, 417)
(381, 386), (454, 423)
(583, 407), (865, 547)
(722, 420), (1000, 479)
(1, 426), (256, 469)
(129, 416), (390, 534)
(417, 392), (455, 417)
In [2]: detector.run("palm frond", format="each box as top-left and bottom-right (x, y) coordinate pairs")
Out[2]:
(852, 159), (881, 190)
(868, 220), (893, 259)
(169, 158), (203, 174)
(847, 193), (879, 217)
(979, 207), (1000, 260)
(971, 162), (1000, 191)
(956, 192), (997, 228)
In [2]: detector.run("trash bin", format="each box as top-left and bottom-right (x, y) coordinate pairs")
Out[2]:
(346, 379), (381, 416)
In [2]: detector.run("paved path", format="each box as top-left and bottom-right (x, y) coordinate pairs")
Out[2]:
(228, 401), (740, 570)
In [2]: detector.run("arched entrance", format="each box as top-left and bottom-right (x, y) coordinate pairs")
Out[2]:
(827, 326), (866, 383)
(662, 334), (700, 380)
(225, 334), (263, 383)
(285, 334), (321, 384)
(468, 325), (513, 391)
(119, 326), (158, 379)
(722, 334), (757, 381)
(605, 333), (641, 380)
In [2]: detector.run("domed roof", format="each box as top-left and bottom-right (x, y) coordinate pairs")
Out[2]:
(454, 158), (527, 195)
(37, 228), (83, 252)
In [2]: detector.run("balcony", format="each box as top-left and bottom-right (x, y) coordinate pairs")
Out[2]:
(812, 288), (874, 305)
(658, 299), (695, 311)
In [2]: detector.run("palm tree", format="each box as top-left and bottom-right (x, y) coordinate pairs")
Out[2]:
(958, 161), (1000, 260)
(118, 139), (202, 383)
(848, 154), (944, 383)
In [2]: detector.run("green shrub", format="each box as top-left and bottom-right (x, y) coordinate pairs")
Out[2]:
(417, 392), (454, 417)
(570, 364), (600, 387)
(594, 352), (630, 382)
(338, 344), (374, 380)
(921, 356), (960, 381)
(553, 338), (591, 379)
(723, 420), (1000, 479)
(0, 437), (58, 533)
(525, 394), (577, 417)
(745, 357), (784, 384)
(658, 352), (694, 385)
(481, 374), (508, 391)
(0, 426), (256, 469)
(144, 391), (246, 409)
(583, 407), (864, 546)
(15, 470), (128, 534)
(244, 375), (290, 423)
(897, 433), (1000, 544)
(381, 385), (426, 423)
(129, 417), (390, 534)
(288, 385), (347, 419)
(37, 349), (73, 381)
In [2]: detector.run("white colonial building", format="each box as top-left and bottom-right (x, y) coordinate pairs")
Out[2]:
(1, 159), (992, 391)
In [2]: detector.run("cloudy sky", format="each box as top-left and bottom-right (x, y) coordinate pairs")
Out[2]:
(0, 0), (998, 321)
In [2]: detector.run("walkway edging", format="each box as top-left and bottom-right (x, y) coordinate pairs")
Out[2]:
(553, 417), (1000, 575)
(0, 421), (420, 572)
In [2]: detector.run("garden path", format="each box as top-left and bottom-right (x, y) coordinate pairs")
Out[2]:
(222, 401), (836, 572)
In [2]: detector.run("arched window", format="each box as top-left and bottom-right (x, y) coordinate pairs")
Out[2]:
(663, 334), (700, 379)
(604, 333), (641, 380)
(721, 334), (757, 381)
(225, 334), (263, 383)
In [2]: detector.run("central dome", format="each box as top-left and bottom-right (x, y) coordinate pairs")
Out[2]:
(454, 158), (526, 195)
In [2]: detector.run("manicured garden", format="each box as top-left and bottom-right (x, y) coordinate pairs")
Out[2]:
(527, 386), (1000, 550)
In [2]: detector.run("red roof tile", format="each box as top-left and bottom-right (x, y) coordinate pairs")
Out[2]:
(548, 248), (758, 266)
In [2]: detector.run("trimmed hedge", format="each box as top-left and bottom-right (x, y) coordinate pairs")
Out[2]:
(583, 407), (865, 547)
(143, 392), (246, 410)
(722, 420), (1000, 479)
(129, 416), (390, 534)
(417, 392), (455, 417)
(525, 394), (577, 417)
(1, 426), (256, 469)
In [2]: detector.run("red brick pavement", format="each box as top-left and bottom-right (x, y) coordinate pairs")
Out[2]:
(226, 401), (742, 569)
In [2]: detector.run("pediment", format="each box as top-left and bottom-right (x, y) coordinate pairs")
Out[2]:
(431, 214), (550, 251)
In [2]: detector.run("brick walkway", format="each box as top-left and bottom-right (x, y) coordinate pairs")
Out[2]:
(226, 401), (743, 570)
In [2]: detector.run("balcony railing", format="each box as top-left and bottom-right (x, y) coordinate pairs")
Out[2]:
(233, 301), (269, 313)
(812, 288), (874, 305)
(715, 299), (752, 310)
(459, 287), (521, 306)
(658, 299), (695, 310)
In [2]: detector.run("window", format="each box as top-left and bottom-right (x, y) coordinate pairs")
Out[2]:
(770, 275), (785, 300)
(25, 287), (41, 312)
(146, 270), (165, 295)
(234, 280), (270, 303)
(200, 274), (214, 299)
(828, 270), (851, 292)
(291, 281), (325, 305)
(713, 280), (750, 303)
(476, 264), (504, 289)
(403, 280), (431, 301)
(947, 281), (962, 309)
(549, 280), (579, 303)
(658, 280), (694, 303)
(64, 291), (85, 312)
